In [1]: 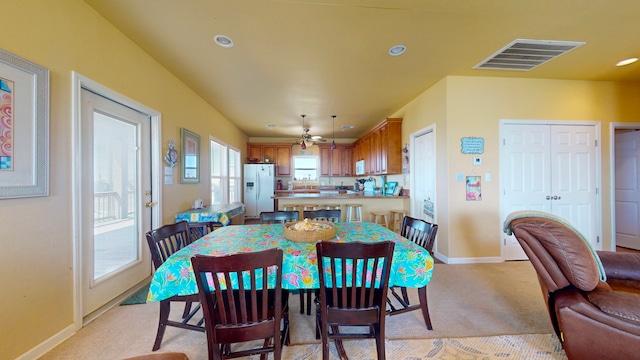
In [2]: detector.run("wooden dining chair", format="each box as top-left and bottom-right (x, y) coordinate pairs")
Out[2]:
(187, 221), (221, 241)
(298, 209), (342, 316)
(315, 241), (395, 360)
(386, 216), (438, 330)
(259, 211), (299, 224)
(191, 248), (290, 360)
(145, 221), (205, 351)
(303, 209), (341, 223)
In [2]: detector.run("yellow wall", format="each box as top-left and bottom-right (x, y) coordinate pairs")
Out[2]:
(0, 1), (246, 358)
(396, 75), (640, 260)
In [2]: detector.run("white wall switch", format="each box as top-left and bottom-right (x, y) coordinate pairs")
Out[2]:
(485, 173), (491, 181)
(456, 172), (464, 181)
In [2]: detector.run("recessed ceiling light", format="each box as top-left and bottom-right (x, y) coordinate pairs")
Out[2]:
(341, 125), (355, 129)
(214, 35), (234, 48)
(388, 45), (407, 56)
(616, 57), (638, 66)
(265, 124), (276, 129)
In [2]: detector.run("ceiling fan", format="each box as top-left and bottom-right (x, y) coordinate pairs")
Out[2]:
(298, 114), (326, 149)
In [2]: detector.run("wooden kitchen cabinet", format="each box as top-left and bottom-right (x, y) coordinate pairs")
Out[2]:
(319, 144), (354, 177)
(275, 145), (292, 176)
(247, 142), (292, 176)
(353, 118), (402, 175)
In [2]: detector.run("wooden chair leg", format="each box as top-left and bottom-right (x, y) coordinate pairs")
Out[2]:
(375, 323), (385, 360)
(417, 286), (433, 330)
(152, 300), (170, 351)
(306, 289), (312, 315)
(182, 301), (193, 319)
(299, 291), (305, 314)
(400, 287), (410, 305)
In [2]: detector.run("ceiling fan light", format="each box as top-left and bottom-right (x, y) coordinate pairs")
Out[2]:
(301, 141), (306, 150)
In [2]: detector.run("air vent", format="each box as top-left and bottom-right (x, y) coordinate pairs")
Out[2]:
(473, 39), (585, 71)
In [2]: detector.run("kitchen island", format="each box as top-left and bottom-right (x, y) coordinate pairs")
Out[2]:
(272, 191), (409, 222)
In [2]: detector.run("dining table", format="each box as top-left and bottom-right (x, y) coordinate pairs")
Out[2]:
(147, 221), (434, 326)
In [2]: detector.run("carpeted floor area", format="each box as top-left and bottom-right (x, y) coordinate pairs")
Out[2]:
(40, 261), (566, 359)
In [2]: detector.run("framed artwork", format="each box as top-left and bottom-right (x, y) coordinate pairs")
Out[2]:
(180, 128), (200, 183)
(466, 176), (482, 201)
(0, 49), (49, 199)
(386, 181), (398, 196)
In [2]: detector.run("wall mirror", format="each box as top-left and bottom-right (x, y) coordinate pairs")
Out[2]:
(180, 128), (200, 183)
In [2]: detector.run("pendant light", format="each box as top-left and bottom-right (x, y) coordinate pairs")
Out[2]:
(331, 115), (337, 150)
(300, 114), (307, 149)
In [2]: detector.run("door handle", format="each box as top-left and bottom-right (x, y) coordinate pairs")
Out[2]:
(145, 201), (156, 208)
(553, 195), (560, 200)
(546, 195), (551, 200)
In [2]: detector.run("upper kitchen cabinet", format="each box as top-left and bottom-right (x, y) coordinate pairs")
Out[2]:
(246, 143), (292, 176)
(354, 118), (402, 175)
(319, 144), (354, 177)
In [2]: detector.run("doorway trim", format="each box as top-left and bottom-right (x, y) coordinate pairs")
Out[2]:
(71, 72), (162, 329)
(609, 122), (640, 251)
(409, 124), (436, 219)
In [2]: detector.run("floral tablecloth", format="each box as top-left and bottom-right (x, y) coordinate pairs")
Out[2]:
(174, 203), (246, 226)
(148, 222), (434, 301)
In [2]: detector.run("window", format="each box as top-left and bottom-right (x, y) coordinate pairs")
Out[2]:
(292, 156), (319, 182)
(210, 137), (241, 205)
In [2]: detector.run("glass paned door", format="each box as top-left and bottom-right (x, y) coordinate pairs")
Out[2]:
(81, 89), (152, 318)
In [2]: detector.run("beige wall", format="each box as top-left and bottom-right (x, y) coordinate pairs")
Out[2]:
(0, 1), (246, 359)
(395, 75), (640, 260)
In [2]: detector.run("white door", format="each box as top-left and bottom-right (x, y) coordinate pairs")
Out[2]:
(615, 130), (640, 250)
(501, 123), (598, 260)
(412, 129), (436, 224)
(80, 89), (153, 319)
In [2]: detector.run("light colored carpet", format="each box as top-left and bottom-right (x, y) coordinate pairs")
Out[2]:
(40, 261), (564, 359)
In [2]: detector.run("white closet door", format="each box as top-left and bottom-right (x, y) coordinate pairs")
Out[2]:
(501, 123), (598, 261)
(550, 125), (598, 247)
(502, 124), (552, 260)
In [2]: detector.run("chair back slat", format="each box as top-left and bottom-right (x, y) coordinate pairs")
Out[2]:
(260, 211), (299, 224)
(317, 240), (394, 310)
(400, 216), (438, 254)
(304, 209), (341, 223)
(146, 221), (192, 269)
(191, 248), (285, 358)
(188, 221), (220, 241)
(315, 240), (395, 359)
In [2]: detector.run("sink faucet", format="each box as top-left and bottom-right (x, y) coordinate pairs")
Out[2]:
(303, 178), (307, 189)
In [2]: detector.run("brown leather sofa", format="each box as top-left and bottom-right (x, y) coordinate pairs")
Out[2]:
(504, 211), (640, 360)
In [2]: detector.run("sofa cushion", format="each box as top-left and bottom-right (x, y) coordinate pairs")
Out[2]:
(588, 289), (640, 326)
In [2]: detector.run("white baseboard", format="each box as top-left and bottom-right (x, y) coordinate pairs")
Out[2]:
(434, 251), (503, 264)
(15, 323), (78, 360)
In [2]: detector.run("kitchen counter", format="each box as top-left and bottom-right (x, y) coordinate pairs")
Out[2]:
(272, 192), (408, 199)
(272, 192), (409, 221)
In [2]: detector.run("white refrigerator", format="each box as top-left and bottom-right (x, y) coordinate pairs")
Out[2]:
(244, 164), (276, 219)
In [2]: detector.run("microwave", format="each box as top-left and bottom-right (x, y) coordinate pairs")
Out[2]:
(355, 160), (365, 175)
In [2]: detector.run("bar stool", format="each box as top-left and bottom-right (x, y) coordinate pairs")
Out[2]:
(344, 203), (363, 222)
(370, 211), (389, 228)
(389, 210), (406, 233)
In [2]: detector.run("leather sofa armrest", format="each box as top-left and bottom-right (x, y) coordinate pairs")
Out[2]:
(597, 251), (640, 282)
